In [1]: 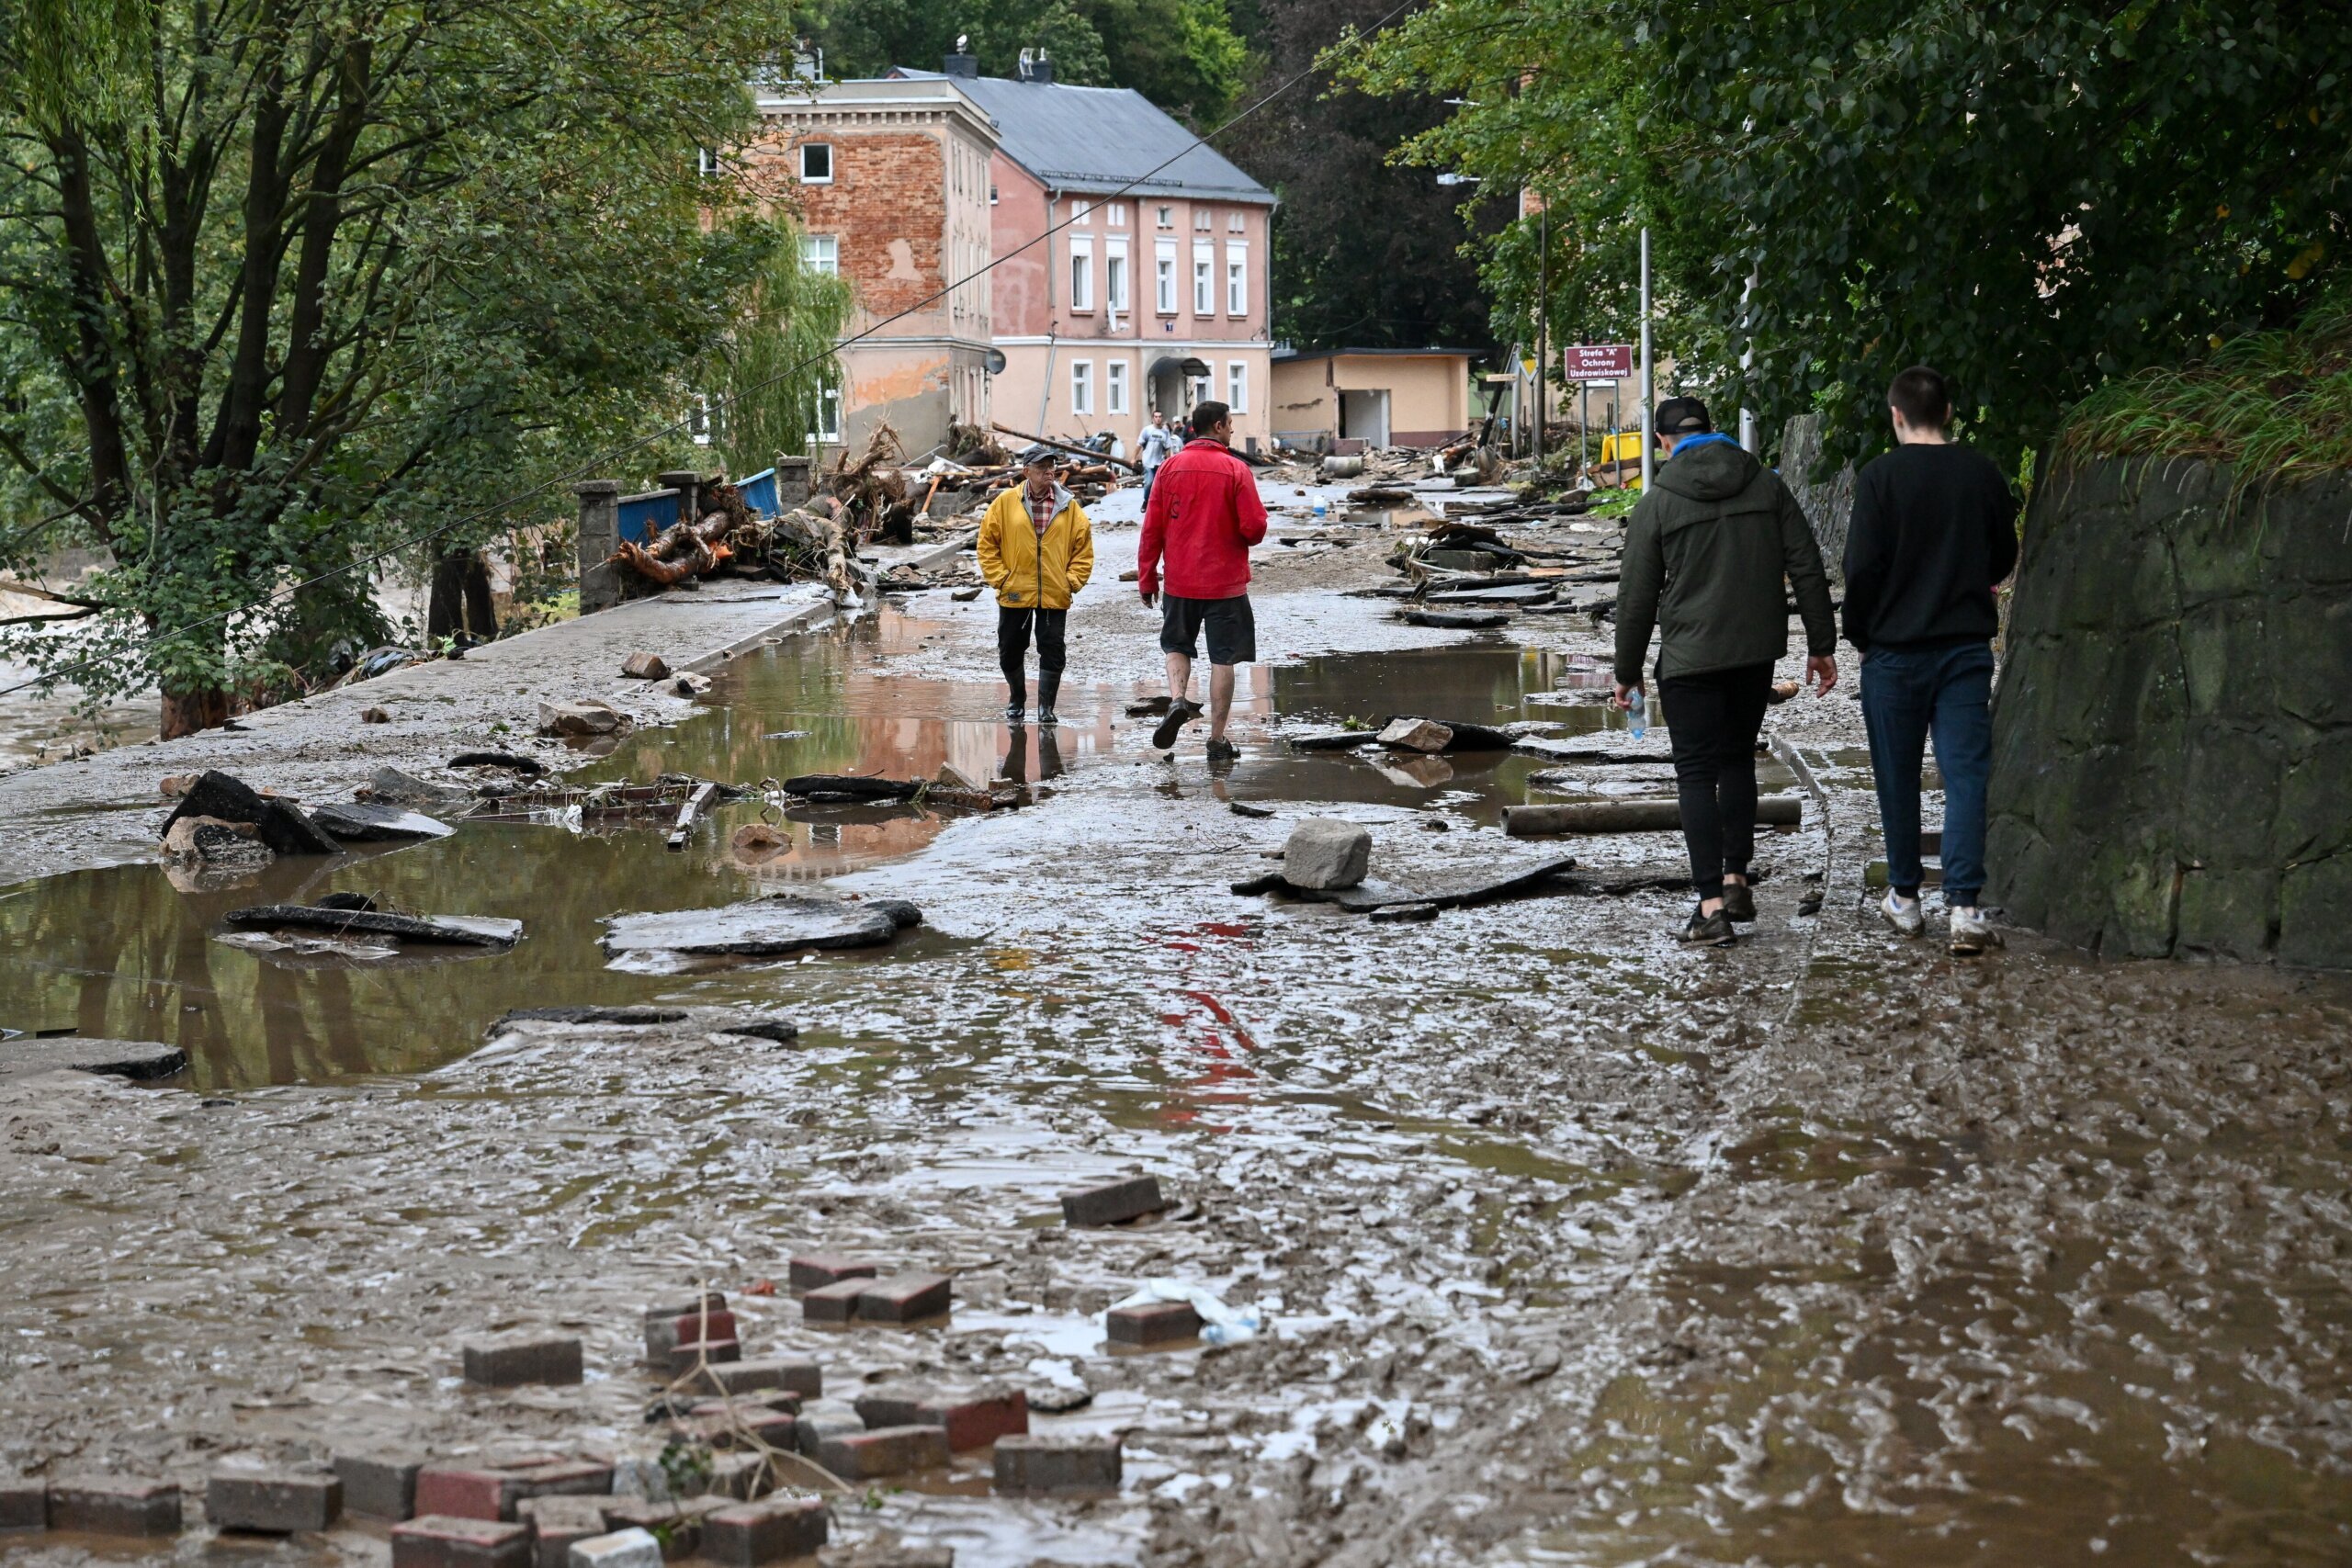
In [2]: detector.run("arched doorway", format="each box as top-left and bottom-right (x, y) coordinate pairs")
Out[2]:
(1148, 355), (1209, 417)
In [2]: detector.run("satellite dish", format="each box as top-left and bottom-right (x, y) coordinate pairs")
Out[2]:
(985, 347), (1008, 375)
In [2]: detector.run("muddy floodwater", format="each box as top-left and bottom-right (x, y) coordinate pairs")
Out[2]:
(1, 540), (2347, 1568)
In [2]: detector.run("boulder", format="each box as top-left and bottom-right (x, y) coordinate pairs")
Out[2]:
(621, 651), (672, 680)
(1377, 716), (1454, 753)
(538, 699), (627, 737)
(162, 770), (343, 856)
(1283, 818), (1371, 890)
(162, 815), (272, 865)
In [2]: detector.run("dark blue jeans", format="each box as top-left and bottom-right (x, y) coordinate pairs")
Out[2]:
(1860, 640), (1995, 906)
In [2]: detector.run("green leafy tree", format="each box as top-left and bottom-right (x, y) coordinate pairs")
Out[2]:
(709, 223), (856, 478)
(809, 0), (1250, 123)
(0, 0), (800, 734)
(1353, 0), (2348, 473)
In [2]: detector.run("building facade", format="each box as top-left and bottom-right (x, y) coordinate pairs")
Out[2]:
(743, 76), (1000, 457)
(902, 60), (1278, 454)
(1270, 348), (1478, 451)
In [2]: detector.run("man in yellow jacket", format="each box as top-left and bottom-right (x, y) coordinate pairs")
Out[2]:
(977, 445), (1094, 726)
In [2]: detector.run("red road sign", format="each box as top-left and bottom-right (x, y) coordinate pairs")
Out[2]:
(1565, 344), (1634, 380)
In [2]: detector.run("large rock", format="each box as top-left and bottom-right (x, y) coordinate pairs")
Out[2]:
(538, 698), (627, 737)
(1283, 818), (1371, 890)
(620, 651), (671, 680)
(1377, 716), (1454, 752)
(1988, 455), (2352, 967)
(162, 770), (343, 856)
(162, 815), (272, 865)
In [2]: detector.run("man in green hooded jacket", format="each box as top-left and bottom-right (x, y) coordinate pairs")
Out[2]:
(1612, 397), (1839, 946)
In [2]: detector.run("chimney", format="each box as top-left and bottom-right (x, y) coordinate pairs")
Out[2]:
(944, 34), (978, 76)
(1018, 47), (1053, 84)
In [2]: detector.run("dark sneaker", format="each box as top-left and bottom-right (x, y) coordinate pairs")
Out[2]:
(1720, 882), (1757, 923)
(1003, 703), (1025, 725)
(1151, 699), (1201, 750)
(1036, 707), (1059, 727)
(1204, 737), (1240, 762)
(1680, 906), (1736, 946)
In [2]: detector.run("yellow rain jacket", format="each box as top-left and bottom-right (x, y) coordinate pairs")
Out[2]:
(977, 482), (1094, 610)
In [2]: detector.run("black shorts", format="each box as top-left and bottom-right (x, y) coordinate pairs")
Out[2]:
(1159, 593), (1256, 665)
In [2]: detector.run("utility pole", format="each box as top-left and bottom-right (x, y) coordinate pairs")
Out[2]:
(1639, 227), (1654, 490)
(1533, 205), (1548, 467)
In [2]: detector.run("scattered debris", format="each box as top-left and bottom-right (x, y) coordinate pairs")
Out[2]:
(0, 1038), (187, 1079)
(1228, 800), (1274, 818)
(1106, 1300), (1201, 1348)
(162, 770), (343, 857)
(666, 780), (718, 852)
(310, 801), (455, 842)
(162, 814), (272, 866)
(731, 823), (788, 859)
(1401, 608), (1512, 629)
(1377, 717), (1453, 753)
(1106, 1280), (1259, 1347)
(539, 698), (628, 738)
(621, 651), (672, 680)
(780, 774), (919, 805)
(221, 904), (523, 949)
(360, 706), (390, 724)
(1504, 797), (1804, 836)
(601, 896), (919, 959)
(1061, 1176), (1169, 1227)
(1368, 901), (1441, 923)
(993, 1435), (1123, 1495)
(447, 750), (548, 775)
(1234, 853), (1582, 914)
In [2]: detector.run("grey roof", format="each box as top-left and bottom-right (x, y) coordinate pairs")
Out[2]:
(891, 70), (1272, 202)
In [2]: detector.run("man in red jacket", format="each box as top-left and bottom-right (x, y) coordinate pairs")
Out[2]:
(1137, 400), (1269, 761)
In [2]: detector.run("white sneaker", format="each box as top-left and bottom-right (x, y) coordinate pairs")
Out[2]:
(1949, 905), (2003, 956)
(1880, 888), (1925, 938)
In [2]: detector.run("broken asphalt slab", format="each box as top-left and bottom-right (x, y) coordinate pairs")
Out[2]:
(221, 905), (523, 948)
(0, 1038), (187, 1079)
(599, 896), (921, 959)
(1233, 853), (1582, 913)
(309, 800), (456, 842)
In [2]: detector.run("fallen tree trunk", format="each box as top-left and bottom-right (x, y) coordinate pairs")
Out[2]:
(1504, 795), (1804, 836)
(989, 422), (1142, 473)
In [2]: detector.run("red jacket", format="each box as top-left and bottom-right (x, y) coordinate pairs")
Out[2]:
(1138, 438), (1269, 600)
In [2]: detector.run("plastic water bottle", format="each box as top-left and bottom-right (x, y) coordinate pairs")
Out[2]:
(1311, 499), (1329, 519)
(1627, 688), (1645, 740)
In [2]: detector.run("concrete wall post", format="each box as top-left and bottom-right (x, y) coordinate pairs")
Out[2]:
(657, 470), (702, 528)
(574, 479), (622, 613)
(773, 456), (813, 509)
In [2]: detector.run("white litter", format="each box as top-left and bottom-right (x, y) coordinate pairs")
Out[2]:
(1107, 1280), (1262, 1347)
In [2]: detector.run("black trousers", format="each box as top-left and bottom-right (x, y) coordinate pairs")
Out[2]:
(998, 606), (1067, 708)
(1658, 661), (1773, 903)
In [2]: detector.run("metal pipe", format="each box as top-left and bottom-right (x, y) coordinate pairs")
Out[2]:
(1639, 227), (1654, 490)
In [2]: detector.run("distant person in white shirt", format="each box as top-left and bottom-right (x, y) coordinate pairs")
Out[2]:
(1136, 410), (1183, 506)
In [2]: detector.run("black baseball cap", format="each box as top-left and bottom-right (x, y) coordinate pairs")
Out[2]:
(1655, 396), (1712, 434)
(1015, 444), (1063, 468)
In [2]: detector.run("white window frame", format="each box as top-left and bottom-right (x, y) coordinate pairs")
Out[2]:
(815, 384), (842, 445)
(1227, 360), (1248, 412)
(1069, 234), (1094, 311)
(1193, 241), (1214, 315)
(1193, 206), (1213, 231)
(1104, 238), (1129, 313)
(1154, 241), (1178, 313)
(1070, 199), (1091, 225)
(696, 147), (721, 179)
(1156, 204), (1173, 229)
(1106, 360), (1129, 414)
(1227, 209), (1246, 232)
(1226, 241), (1248, 316)
(1186, 372), (1211, 409)
(800, 233), (839, 276)
(1107, 202), (1127, 228)
(1070, 359), (1093, 416)
(799, 142), (832, 184)
(688, 393), (712, 445)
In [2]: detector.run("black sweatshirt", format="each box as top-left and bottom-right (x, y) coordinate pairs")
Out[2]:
(1840, 443), (2020, 651)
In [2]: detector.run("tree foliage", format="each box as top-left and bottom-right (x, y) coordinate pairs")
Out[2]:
(1225, 0), (1501, 355)
(0, 0), (811, 730)
(709, 222), (856, 479)
(808, 0), (1250, 123)
(1353, 0), (2349, 473)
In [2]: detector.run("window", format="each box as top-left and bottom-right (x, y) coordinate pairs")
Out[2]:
(1070, 360), (1093, 416)
(1107, 202), (1127, 228)
(1071, 199), (1091, 225)
(1193, 207), (1213, 231)
(1193, 241), (1214, 315)
(1155, 241), (1177, 312)
(1105, 239), (1129, 312)
(1226, 241), (1248, 316)
(800, 234), (838, 276)
(989, 183), (999, 206)
(1156, 205), (1172, 229)
(815, 384), (841, 444)
(696, 147), (721, 179)
(1227, 361), (1248, 412)
(688, 393), (712, 446)
(799, 142), (832, 184)
(1187, 372), (1211, 409)
(1227, 209), (1246, 232)
(1106, 360), (1129, 414)
(1069, 234), (1093, 310)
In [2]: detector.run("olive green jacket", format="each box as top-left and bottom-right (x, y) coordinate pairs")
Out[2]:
(1612, 438), (1838, 685)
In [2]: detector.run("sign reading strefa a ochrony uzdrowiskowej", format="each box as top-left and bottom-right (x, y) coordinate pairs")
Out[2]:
(1565, 344), (1635, 381)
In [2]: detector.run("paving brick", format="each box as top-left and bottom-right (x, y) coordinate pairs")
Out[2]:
(416, 1467), (521, 1522)
(0, 1481), (44, 1529)
(992, 1435), (1123, 1495)
(336, 1450), (427, 1519)
(691, 1357), (821, 1399)
(463, 1334), (584, 1387)
(853, 1387), (1027, 1451)
(1059, 1175), (1168, 1227)
(599, 1500), (703, 1561)
(664, 1308), (739, 1348)
(786, 1256), (879, 1295)
(641, 1292), (727, 1363)
(703, 1496), (829, 1565)
(853, 1273), (951, 1324)
(509, 1461), (615, 1508)
(800, 1279), (868, 1324)
(667, 1337), (742, 1375)
(390, 1514), (531, 1568)
(684, 1406), (797, 1451)
(1107, 1300), (1203, 1348)
(570, 1528), (664, 1568)
(794, 1400), (865, 1455)
(518, 1495), (614, 1568)
(47, 1475), (182, 1536)
(703, 1453), (775, 1502)
(207, 1470), (342, 1532)
(815, 1426), (951, 1481)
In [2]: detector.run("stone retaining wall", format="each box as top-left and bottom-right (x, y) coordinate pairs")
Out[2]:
(1988, 455), (2352, 967)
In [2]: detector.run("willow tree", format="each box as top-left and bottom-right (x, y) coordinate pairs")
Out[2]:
(0, 0), (797, 733)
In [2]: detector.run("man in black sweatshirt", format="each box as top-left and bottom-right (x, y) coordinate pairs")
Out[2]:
(1842, 366), (2020, 955)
